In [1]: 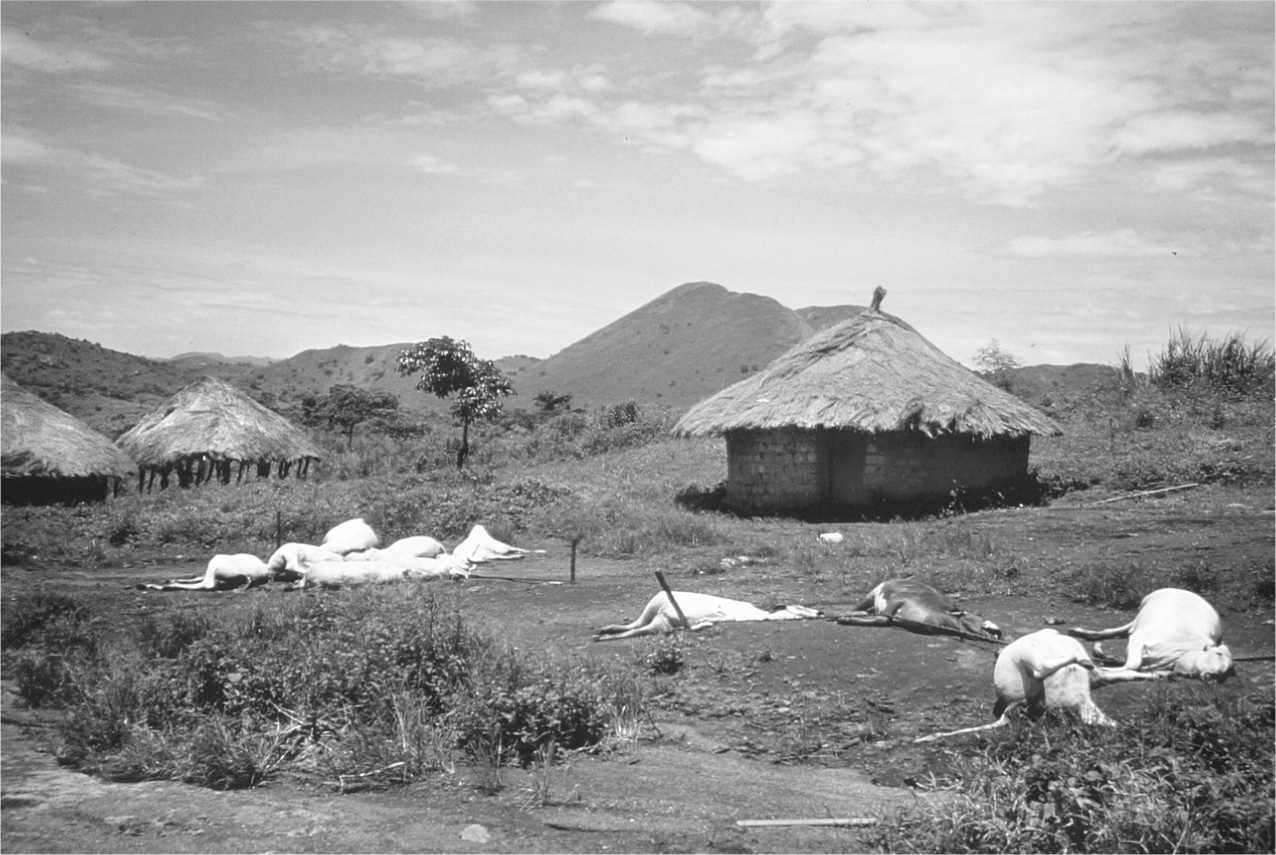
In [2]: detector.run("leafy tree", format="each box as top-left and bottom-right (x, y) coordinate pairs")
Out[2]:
(302, 384), (400, 450)
(396, 337), (514, 468)
(974, 339), (1022, 390)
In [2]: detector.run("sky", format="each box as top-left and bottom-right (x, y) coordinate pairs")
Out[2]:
(2, 1), (1272, 370)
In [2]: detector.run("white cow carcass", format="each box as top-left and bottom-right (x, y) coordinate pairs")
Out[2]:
(451, 524), (544, 563)
(593, 591), (822, 641)
(295, 559), (410, 589)
(143, 553), (272, 592)
(344, 535), (448, 562)
(266, 542), (343, 583)
(915, 628), (1115, 742)
(321, 517), (379, 555)
(1069, 588), (1233, 681)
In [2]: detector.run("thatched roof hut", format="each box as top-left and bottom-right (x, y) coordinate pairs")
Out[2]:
(117, 376), (321, 491)
(673, 288), (1061, 515)
(1, 374), (136, 504)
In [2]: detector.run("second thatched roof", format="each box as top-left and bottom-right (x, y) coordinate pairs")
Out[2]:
(117, 376), (322, 469)
(1, 374), (136, 478)
(673, 289), (1061, 439)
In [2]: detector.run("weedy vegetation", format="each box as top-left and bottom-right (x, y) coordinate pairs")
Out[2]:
(874, 687), (1274, 854)
(2, 588), (638, 790)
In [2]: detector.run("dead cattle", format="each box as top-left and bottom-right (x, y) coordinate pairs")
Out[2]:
(915, 629), (1115, 742)
(593, 590), (822, 641)
(143, 554), (272, 592)
(835, 578), (1002, 641)
(1069, 587), (1234, 681)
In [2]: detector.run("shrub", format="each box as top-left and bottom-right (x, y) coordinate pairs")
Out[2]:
(1150, 328), (1274, 399)
(642, 636), (686, 675)
(875, 688), (1274, 853)
(12, 588), (642, 791)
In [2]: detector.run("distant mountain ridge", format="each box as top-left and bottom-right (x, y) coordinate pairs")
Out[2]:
(2, 282), (1109, 438)
(169, 352), (275, 367)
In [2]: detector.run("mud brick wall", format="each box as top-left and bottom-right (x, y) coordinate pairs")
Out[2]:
(862, 432), (1030, 503)
(725, 428), (827, 511)
(724, 428), (1031, 512)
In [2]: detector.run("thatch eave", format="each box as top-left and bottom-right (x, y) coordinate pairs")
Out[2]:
(1, 375), (136, 479)
(116, 376), (322, 470)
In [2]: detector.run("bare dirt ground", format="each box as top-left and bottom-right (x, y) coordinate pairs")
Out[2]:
(3, 485), (1274, 853)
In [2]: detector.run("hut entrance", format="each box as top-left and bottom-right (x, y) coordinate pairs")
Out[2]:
(825, 430), (867, 506)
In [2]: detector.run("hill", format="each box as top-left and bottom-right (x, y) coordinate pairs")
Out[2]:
(169, 352), (275, 368)
(2, 282), (870, 431)
(514, 282), (865, 408)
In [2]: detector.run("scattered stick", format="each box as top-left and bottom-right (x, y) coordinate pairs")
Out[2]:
(654, 571), (691, 632)
(1086, 483), (1200, 506)
(1234, 654), (1276, 662)
(337, 760), (407, 792)
(736, 818), (878, 828)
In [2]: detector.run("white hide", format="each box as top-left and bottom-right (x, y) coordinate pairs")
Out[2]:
(296, 559), (410, 589)
(915, 629), (1114, 742)
(321, 518), (379, 555)
(344, 536), (448, 562)
(594, 591), (822, 641)
(451, 524), (544, 563)
(266, 543), (342, 578)
(144, 553), (271, 592)
(1070, 588), (1233, 681)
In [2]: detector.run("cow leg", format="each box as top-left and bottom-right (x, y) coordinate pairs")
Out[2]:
(834, 613), (893, 627)
(915, 705), (1019, 743)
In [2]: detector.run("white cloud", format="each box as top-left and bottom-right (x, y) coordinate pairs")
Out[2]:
(0, 29), (112, 72)
(516, 69), (568, 90)
(68, 81), (225, 121)
(1146, 156), (1270, 196)
(217, 126), (469, 177)
(412, 153), (460, 175)
(2, 130), (203, 197)
(590, 0), (716, 37)
(1112, 110), (1270, 154)
(258, 22), (522, 86)
(692, 113), (823, 181)
(995, 230), (1177, 260)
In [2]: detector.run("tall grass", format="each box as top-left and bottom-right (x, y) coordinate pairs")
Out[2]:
(1148, 328), (1274, 398)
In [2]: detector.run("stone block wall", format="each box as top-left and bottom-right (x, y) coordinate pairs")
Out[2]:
(862, 432), (1030, 503)
(724, 427), (1031, 513)
(725, 428), (826, 512)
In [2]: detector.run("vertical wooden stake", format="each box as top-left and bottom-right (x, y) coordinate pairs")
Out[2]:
(275, 509), (283, 550)
(654, 571), (691, 631)
(569, 536), (581, 584)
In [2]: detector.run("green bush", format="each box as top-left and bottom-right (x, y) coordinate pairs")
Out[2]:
(10, 588), (641, 791)
(1150, 328), (1274, 399)
(876, 688), (1274, 853)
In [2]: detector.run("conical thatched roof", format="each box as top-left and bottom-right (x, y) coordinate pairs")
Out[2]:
(1, 374), (136, 478)
(673, 289), (1061, 439)
(117, 376), (321, 468)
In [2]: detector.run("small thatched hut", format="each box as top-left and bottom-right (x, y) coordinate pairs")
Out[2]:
(1, 374), (136, 504)
(117, 376), (321, 491)
(673, 288), (1061, 516)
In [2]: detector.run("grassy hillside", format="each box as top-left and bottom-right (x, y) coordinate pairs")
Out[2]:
(2, 281), (867, 430)
(516, 282), (865, 408)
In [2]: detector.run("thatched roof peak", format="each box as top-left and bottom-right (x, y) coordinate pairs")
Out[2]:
(1, 374), (136, 478)
(673, 290), (1061, 439)
(117, 375), (321, 469)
